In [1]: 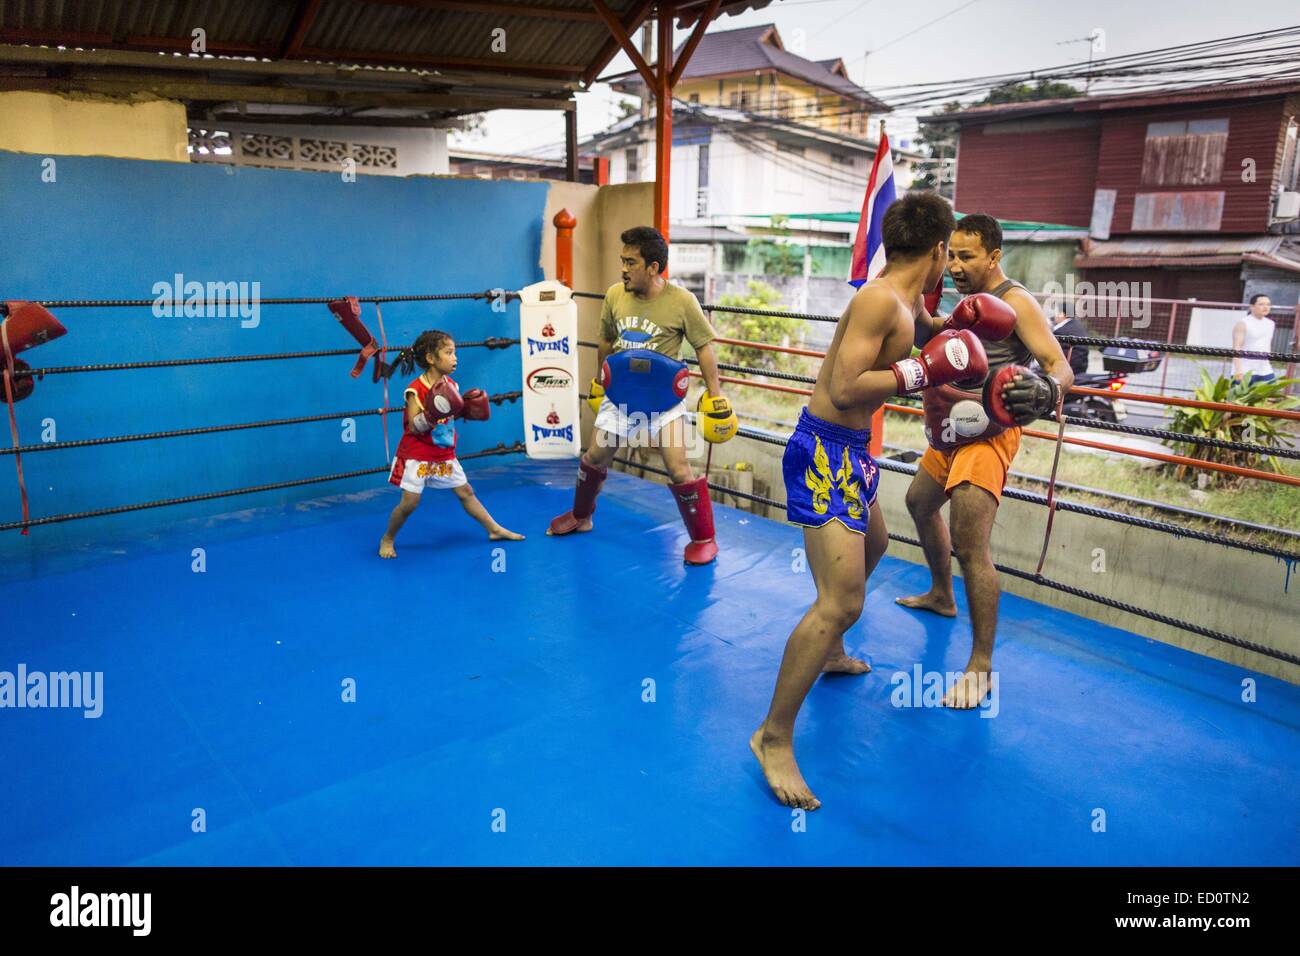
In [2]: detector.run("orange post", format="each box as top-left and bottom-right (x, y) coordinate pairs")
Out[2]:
(553, 208), (576, 289)
(654, 6), (674, 244)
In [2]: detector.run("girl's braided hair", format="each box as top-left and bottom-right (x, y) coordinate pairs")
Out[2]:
(394, 329), (454, 377)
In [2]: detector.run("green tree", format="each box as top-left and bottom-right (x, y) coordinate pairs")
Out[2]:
(983, 79), (1082, 104)
(712, 280), (807, 373)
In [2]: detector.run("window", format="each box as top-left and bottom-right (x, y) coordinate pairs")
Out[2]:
(777, 92), (793, 118)
(689, 93), (700, 104)
(776, 143), (804, 194)
(1141, 117), (1228, 185)
(831, 153), (856, 202)
(1281, 117), (1299, 191)
(625, 147), (639, 182)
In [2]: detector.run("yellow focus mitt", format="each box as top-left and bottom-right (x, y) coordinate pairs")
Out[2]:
(697, 391), (738, 444)
(587, 378), (606, 416)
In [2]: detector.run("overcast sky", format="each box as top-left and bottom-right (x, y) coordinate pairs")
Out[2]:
(451, 0), (1299, 157)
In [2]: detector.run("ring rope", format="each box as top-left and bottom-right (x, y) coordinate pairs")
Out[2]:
(0, 392), (524, 457)
(36, 291), (502, 309)
(723, 423), (1299, 561)
(573, 291), (1300, 361)
(8, 338), (519, 378)
(611, 452), (1299, 665)
(0, 442), (526, 532)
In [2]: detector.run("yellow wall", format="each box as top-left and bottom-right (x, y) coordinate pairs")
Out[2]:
(0, 91), (189, 162)
(677, 74), (870, 137)
(540, 180), (654, 427)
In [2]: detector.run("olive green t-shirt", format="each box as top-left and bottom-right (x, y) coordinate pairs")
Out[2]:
(599, 281), (715, 359)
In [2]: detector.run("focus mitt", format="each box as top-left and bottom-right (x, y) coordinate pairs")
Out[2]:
(984, 365), (1060, 427)
(587, 378), (606, 416)
(697, 391), (737, 444)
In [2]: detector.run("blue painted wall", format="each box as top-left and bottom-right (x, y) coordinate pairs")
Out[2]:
(0, 152), (546, 567)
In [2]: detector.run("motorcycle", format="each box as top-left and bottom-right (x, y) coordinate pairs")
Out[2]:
(1060, 347), (1163, 424)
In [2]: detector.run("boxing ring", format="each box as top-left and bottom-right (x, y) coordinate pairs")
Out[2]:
(3, 283), (1299, 867)
(3, 460), (1299, 865)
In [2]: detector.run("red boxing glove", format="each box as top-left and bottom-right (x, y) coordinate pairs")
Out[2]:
(944, 293), (1016, 341)
(891, 329), (989, 394)
(461, 388), (491, 421)
(423, 377), (463, 420)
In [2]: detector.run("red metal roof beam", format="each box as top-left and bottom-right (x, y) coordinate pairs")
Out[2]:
(669, 0), (720, 87)
(280, 0), (323, 59)
(582, 0), (656, 87)
(590, 0), (658, 93)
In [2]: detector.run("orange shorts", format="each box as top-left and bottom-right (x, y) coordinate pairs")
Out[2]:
(919, 428), (1021, 501)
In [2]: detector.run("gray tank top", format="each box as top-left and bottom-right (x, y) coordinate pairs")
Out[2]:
(981, 278), (1034, 377)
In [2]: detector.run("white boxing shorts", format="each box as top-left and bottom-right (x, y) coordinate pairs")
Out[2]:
(593, 396), (688, 442)
(389, 455), (468, 494)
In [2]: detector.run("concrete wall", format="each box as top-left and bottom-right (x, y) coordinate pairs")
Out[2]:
(209, 122), (450, 176)
(630, 425), (1300, 685)
(0, 91), (188, 162)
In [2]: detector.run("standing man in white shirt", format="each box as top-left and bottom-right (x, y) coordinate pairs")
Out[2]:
(1232, 294), (1277, 385)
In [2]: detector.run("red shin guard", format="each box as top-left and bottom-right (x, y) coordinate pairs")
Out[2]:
(670, 476), (718, 565)
(548, 459), (607, 535)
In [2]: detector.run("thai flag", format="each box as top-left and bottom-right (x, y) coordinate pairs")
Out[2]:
(848, 130), (896, 287)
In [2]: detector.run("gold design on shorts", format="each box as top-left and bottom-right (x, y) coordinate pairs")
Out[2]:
(836, 447), (863, 519)
(804, 435), (834, 515)
(803, 435), (863, 519)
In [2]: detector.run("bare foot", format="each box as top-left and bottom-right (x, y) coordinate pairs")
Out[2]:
(379, 537), (397, 559)
(822, 653), (871, 675)
(895, 591), (957, 617)
(489, 526), (525, 541)
(943, 666), (992, 709)
(750, 726), (820, 810)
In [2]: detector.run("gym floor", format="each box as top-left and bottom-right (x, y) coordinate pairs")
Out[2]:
(3, 458), (1297, 865)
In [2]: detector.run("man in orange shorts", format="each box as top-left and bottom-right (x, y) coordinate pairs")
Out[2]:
(896, 214), (1075, 707)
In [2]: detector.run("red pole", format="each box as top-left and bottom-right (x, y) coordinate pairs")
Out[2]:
(654, 6), (673, 245)
(553, 208), (576, 289)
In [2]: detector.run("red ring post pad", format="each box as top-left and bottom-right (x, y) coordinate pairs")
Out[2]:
(602, 348), (690, 416)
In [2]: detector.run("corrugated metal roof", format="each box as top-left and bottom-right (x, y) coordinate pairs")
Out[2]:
(1085, 236), (1286, 256)
(0, 0), (775, 92)
(923, 78), (1300, 126)
(1075, 238), (1300, 274)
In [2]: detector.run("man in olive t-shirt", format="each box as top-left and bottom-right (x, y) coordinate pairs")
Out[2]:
(547, 226), (730, 565)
